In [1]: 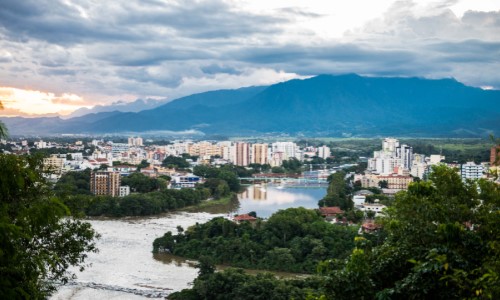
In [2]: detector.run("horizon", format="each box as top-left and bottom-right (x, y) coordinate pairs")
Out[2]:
(0, 0), (499, 117)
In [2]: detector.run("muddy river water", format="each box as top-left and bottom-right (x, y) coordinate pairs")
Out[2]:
(51, 185), (326, 299)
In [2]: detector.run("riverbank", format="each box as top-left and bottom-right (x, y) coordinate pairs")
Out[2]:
(178, 193), (239, 214)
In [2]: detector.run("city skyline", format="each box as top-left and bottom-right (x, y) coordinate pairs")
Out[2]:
(0, 0), (499, 117)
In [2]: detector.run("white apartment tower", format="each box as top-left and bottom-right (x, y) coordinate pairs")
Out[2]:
(461, 162), (484, 180)
(318, 145), (331, 159)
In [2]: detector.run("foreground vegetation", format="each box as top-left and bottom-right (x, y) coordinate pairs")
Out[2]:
(0, 154), (98, 298)
(166, 165), (500, 299)
(154, 207), (358, 274)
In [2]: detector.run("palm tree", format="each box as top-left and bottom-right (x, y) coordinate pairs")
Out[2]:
(0, 101), (8, 139)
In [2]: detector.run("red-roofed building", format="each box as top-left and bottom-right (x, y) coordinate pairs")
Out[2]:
(319, 206), (344, 217)
(360, 221), (382, 233)
(233, 214), (257, 223)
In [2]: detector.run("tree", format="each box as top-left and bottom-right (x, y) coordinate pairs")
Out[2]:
(378, 180), (388, 189)
(136, 159), (150, 170)
(322, 165), (500, 299)
(0, 101), (7, 139)
(319, 171), (353, 210)
(0, 154), (99, 298)
(162, 155), (190, 169)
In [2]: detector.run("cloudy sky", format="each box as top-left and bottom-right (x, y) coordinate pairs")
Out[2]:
(0, 0), (499, 116)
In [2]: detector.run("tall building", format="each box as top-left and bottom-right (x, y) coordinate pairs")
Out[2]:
(90, 171), (121, 197)
(318, 145), (331, 159)
(461, 162), (484, 180)
(382, 138), (399, 153)
(112, 143), (130, 158)
(43, 154), (66, 175)
(396, 144), (413, 170)
(128, 136), (143, 146)
(235, 142), (250, 166)
(251, 144), (268, 165)
(491, 145), (500, 166)
(271, 142), (298, 160)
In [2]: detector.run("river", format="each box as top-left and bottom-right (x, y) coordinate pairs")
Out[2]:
(51, 184), (326, 299)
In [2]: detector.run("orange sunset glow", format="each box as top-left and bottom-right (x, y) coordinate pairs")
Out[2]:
(0, 87), (91, 116)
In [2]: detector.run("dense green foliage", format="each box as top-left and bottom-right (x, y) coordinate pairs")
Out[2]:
(153, 207), (358, 273)
(54, 169), (92, 197)
(55, 169), (232, 217)
(169, 267), (323, 300)
(321, 165), (500, 299)
(121, 172), (166, 193)
(319, 171), (353, 211)
(162, 155), (191, 168)
(193, 165), (241, 192)
(0, 154), (98, 299)
(62, 187), (212, 217)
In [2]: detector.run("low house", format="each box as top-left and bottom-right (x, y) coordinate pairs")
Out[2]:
(360, 221), (382, 234)
(319, 206), (344, 218)
(171, 173), (201, 188)
(233, 214), (257, 224)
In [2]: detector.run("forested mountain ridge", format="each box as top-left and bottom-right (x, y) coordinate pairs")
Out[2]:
(2, 74), (499, 136)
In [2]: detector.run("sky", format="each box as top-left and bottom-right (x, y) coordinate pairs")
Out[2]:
(0, 0), (499, 116)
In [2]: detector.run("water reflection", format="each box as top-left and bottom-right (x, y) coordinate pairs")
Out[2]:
(236, 184), (326, 218)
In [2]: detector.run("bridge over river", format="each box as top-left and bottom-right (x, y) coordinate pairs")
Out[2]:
(239, 176), (328, 187)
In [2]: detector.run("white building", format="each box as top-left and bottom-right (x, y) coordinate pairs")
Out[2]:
(271, 142), (299, 160)
(318, 145), (331, 159)
(119, 186), (130, 197)
(171, 174), (201, 188)
(111, 143), (130, 158)
(461, 162), (484, 180)
(352, 195), (366, 206)
(356, 202), (387, 217)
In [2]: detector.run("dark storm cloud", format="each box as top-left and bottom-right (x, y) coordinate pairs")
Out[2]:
(0, 0), (287, 46)
(426, 40), (500, 63)
(0, 0), (137, 45)
(201, 64), (242, 75)
(229, 44), (418, 73)
(116, 0), (287, 39)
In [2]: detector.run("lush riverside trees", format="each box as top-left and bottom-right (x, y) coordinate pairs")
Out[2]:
(55, 170), (230, 217)
(319, 171), (353, 211)
(193, 165), (241, 192)
(320, 165), (500, 299)
(169, 267), (323, 300)
(153, 207), (358, 273)
(61, 186), (213, 217)
(0, 154), (98, 298)
(162, 165), (500, 300)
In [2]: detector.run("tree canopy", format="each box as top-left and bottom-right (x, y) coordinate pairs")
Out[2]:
(321, 165), (500, 299)
(0, 154), (99, 298)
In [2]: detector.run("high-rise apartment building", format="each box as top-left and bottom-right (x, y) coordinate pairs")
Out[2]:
(382, 138), (399, 153)
(251, 144), (268, 165)
(318, 145), (331, 159)
(491, 145), (500, 166)
(90, 171), (121, 197)
(235, 142), (250, 166)
(43, 154), (66, 174)
(271, 142), (298, 160)
(396, 144), (413, 170)
(128, 136), (143, 146)
(461, 162), (484, 180)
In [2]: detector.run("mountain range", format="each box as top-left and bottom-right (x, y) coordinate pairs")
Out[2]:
(2, 74), (499, 137)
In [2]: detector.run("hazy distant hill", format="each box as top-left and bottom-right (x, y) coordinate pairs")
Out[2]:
(2, 74), (499, 137)
(68, 98), (170, 118)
